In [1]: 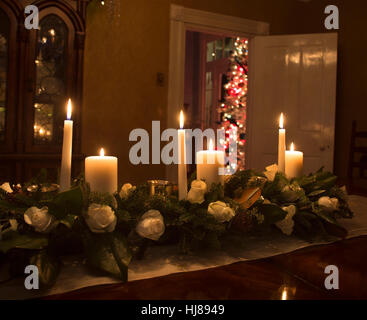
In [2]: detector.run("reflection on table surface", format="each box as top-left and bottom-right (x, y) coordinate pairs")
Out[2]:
(45, 235), (367, 300)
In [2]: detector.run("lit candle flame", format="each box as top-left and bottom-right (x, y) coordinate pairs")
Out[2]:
(179, 110), (184, 129)
(290, 142), (295, 151)
(100, 148), (105, 157)
(67, 99), (72, 120)
(209, 139), (214, 151)
(281, 288), (288, 300)
(279, 113), (284, 129)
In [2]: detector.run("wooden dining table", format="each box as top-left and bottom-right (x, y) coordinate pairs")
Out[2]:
(38, 187), (367, 301)
(43, 234), (367, 300)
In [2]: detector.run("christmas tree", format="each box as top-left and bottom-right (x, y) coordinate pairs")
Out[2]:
(218, 38), (248, 174)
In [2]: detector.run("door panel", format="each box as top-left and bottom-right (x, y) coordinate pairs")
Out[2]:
(200, 34), (234, 130)
(247, 33), (337, 175)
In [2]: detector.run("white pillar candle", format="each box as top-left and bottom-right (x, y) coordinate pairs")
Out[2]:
(285, 142), (303, 178)
(278, 113), (286, 173)
(60, 99), (73, 192)
(197, 139), (225, 190)
(178, 110), (188, 200)
(85, 148), (118, 194)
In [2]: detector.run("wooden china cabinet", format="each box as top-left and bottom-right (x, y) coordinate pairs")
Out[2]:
(0, 0), (90, 183)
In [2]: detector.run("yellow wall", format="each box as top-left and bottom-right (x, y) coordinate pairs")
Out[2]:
(83, 0), (170, 185)
(83, 0), (367, 185)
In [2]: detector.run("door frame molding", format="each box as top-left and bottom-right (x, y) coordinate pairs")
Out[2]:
(167, 4), (269, 180)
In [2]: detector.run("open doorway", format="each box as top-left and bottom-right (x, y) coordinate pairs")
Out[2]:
(166, 4), (269, 181)
(168, 5), (337, 181)
(184, 30), (248, 174)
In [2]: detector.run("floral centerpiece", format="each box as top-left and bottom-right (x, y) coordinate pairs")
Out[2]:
(0, 166), (352, 288)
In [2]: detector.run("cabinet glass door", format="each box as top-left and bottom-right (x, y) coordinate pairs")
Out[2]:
(0, 9), (9, 142)
(33, 14), (68, 145)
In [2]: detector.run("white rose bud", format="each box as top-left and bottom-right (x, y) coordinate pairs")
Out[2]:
(136, 209), (165, 241)
(263, 164), (278, 181)
(119, 183), (136, 199)
(275, 204), (296, 236)
(339, 186), (348, 202)
(0, 182), (13, 193)
(85, 203), (117, 233)
(318, 196), (339, 212)
(207, 201), (235, 223)
(187, 180), (207, 204)
(24, 206), (55, 233)
(9, 219), (18, 231)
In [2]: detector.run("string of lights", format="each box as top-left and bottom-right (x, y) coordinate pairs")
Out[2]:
(218, 38), (248, 173)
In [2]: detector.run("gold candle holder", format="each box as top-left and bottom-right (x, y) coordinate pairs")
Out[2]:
(26, 183), (59, 193)
(148, 180), (174, 196)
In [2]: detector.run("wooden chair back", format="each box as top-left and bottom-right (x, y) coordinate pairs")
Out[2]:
(348, 121), (367, 194)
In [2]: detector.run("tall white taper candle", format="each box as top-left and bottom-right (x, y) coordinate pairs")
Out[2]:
(178, 110), (188, 200)
(60, 99), (73, 192)
(278, 113), (286, 173)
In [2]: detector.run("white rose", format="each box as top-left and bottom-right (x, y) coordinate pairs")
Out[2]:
(0, 182), (13, 193)
(85, 203), (117, 233)
(24, 206), (55, 233)
(187, 180), (207, 204)
(318, 196), (339, 212)
(136, 209), (165, 241)
(207, 201), (235, 223)
(275, 204), (296, 236)
(263, 164), (278, 181)
(119, 183), (136, 199)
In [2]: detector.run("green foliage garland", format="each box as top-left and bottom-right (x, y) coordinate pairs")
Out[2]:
(0, 168), (353, 288)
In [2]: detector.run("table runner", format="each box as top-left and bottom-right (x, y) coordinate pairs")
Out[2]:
(1, 195), (366, 300)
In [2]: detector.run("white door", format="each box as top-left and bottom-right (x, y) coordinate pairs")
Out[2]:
(246, 33), (337, 175)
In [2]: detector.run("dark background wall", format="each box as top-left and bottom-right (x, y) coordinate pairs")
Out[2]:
(83, 0), (367, 184)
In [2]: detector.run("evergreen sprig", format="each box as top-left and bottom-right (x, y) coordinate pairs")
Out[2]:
(0, 167), (354, 288)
